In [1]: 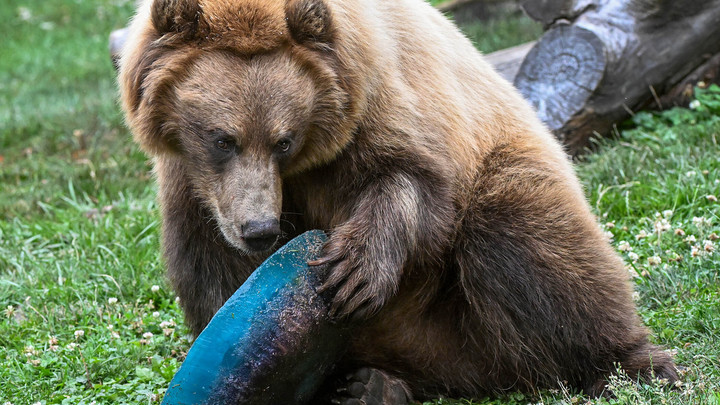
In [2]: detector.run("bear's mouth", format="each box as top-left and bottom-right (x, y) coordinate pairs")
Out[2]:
(241, 235), (279, 252)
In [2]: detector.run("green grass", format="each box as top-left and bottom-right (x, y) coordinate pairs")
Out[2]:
(459, 15), (542, 54)
(1, 0), (719, 404)
(1, 0), (187, 403)
(431, 0), (543, 54)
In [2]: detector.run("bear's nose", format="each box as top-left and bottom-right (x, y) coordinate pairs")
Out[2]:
(242, 219), (281, 251)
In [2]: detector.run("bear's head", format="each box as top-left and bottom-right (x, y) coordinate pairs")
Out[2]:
(119, 0), (352, 253)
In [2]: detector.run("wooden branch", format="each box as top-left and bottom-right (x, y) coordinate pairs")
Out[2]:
(484, 41), (535, 81)
(520, 0), (597, 27)
(437, 0), (479, 13)
(514, 0), (720, 155)
(109, 28), (128, 70)
(436, 0), (503, 13)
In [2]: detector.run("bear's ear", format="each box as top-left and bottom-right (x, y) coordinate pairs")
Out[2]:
(285, 0), (334, 47)
(151, 0), (203, 36)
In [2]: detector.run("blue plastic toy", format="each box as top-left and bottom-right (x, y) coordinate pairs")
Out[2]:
(162, 230), (346, 404)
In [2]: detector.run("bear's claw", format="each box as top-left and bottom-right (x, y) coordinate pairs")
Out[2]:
(311, 233), (396, 320)
(331, 368), (411, 405)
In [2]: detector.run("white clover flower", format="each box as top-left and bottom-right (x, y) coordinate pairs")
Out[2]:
(628, 252), (640, 262)
(17, 7), (32, 21)
(108, 297), (118, 305)
(686, 170), (697, 177)
(111, 332), (120, 339)
(151, 285), (160, 293)
(74, 330), (85, 338)
(48, 336), (58, 345)
(685, 235), (697, 243)
(605, 222), (615, 229)
(635, 230), (648, 240)
(648, 256), (662, 266)
(160, 320), (176, 328)
(152, 311), (160, 318)
(706, 195), (718, 202)
(691, 245), (701, 257)
(654, 219), (671, 233)
(662, 210), (674, 218)
(689, 100), (701, 109)
(618, 241), (632, 252)
(143, 332), (154, 339)
(674, 228), (686, 236)
(24, 345), (38, 357)
(693, 216), (711, 227)
(703, 240), (715, 252)
(4, 305), (15, 319)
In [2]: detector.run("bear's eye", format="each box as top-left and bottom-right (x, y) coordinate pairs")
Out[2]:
(215, 139), (233, 152)
(275, 139), (292, 154)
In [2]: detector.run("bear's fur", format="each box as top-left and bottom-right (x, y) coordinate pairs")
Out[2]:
(119, 0), (677, 401)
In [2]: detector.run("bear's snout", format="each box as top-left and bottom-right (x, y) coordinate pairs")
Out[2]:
(241, 219), (281, 252)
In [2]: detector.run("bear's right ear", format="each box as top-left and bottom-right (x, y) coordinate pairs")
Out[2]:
(285, 0), (334, 48)
(151, 0), (203, 36)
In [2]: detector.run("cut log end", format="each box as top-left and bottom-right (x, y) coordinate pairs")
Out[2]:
(514, 25), (606, 134)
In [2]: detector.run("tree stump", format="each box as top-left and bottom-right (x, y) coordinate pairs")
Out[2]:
(515, 0), (720, 155)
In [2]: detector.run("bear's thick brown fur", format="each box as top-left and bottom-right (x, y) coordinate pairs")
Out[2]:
(119, 0), (677, 401)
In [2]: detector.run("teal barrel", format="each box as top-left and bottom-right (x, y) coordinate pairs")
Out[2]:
(162, 230), (346, 405)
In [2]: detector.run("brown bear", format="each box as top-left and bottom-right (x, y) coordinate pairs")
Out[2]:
(119, 0), (678, 402)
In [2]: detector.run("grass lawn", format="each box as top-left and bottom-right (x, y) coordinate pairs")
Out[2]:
(1, 0), (719, 404)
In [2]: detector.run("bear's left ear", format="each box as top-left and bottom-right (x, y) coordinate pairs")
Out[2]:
(285, 0), (334, 47)
(151, 0), (205, 38)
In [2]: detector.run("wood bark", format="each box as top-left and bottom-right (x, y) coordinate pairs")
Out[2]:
(520, 0), (596, 27)
(514, 0), (720, 155)
(484, 41), (534, 81)
(654, 53), (720, 109)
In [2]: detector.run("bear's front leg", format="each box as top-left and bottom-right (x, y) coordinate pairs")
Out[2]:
(310, 172), (452, 320)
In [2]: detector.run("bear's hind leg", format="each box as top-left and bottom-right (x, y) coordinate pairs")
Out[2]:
(584, 342), (678, 396)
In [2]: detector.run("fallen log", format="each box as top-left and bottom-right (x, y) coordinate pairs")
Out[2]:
(514, 0), (720, 155)
(655, 53), (720, 109)
(484, 41), (534, 81)
(436, 0), (512, 13)
(519, 0), (595, 28)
